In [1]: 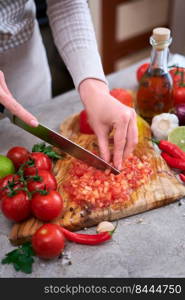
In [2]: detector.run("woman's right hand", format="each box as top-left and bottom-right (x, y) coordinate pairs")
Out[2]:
(0, 71), (38, 127)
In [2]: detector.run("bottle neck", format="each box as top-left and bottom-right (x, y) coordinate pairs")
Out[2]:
(150, 47), (169, 73)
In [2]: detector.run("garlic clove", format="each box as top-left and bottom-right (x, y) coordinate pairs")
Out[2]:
(151, 113), (179, 140)
(96, 221), (115, 233)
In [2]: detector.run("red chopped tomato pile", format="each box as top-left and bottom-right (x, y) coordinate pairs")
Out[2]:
(63, 155), (153, 209)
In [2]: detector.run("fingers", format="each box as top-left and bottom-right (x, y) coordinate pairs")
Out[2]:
(123, 111), (138, 159)
(1, 95), (38, 127)
(0, 71), (38, 127)
(96, 125), (110, 163)
(113, 115), (129, 170)
(0, 71), (12, 96)
(6, 97), (38, 127)
(113, 110), (138, 170)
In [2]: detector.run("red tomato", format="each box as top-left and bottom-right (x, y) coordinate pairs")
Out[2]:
(32, 223), (65, 259)
(173, 87), (185, 105)
(0, 174), (21, 200)
(1, 191), (31, 222)
(110, 88), (133, 107)
(136, 63), (150, 82)
(7, 146), (29, 170)
(170, 67), (185, 87)
(27, 170), (57, 192)
(170, 67), (185, 105)
(24, 152), (52, 176)
(79, 110), (94, 134)
(31, 190), (63, 221)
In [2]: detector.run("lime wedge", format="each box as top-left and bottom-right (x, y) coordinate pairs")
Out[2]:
(168, 126), (185, 151)
(0, 155), (15, 179)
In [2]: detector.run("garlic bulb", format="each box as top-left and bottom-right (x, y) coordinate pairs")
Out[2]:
(151, 113), (179, 140)
(96, 221), (115, 233)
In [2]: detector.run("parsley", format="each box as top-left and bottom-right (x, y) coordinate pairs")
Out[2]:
(32, 142), (61, 160)
(1, 242), (35, 274)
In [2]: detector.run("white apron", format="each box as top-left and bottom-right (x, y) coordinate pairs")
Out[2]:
(0, 21), (52, 109)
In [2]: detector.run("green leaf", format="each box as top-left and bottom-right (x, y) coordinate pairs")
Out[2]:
(32, 142), (62, 160)
(22, 242), (35, 256)
(1, 242), (35, 274)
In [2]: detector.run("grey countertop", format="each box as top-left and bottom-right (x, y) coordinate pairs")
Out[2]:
(1, 56), (185, 278)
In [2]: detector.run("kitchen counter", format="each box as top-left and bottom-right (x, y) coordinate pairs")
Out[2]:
(1, 55), (185, 278)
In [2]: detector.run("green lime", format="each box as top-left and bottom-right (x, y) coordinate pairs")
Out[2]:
(168, 126), (185, 151)
(0, 154), (15, 179)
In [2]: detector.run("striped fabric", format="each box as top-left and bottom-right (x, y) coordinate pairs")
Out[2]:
(0, 0), (35, 52)
(0, 0), (106, 88)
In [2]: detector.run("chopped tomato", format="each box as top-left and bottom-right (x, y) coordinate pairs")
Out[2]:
(62, 155), (152, 209)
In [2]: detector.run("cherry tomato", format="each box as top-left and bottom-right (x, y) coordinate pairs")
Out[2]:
(173, 87), (185, 105)
(110, 88), (133, 107)
(136, 63), (150, 82)
(27, 170), (57, 192)
(169, 67), (185, 105)
(7, 146), (29, 170)
(1, 191), (31, 222)
(24, 152), (52, 176)
(170, 67), (185, 87)
(31, 190), (63, 221)
(79, 110), (94, 134)
(32, 223), (65, 259)
(0, 174), (22, 200)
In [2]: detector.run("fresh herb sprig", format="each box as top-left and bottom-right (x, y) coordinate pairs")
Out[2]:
(32, 142), (61, 160)
(1, 242), (35, 274)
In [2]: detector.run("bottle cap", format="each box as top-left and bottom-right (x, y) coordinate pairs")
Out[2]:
(151, 27), (171, 50)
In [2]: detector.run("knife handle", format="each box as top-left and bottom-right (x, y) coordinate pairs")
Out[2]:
(0, 104), (13, 122)
(0, 103), (5, 113)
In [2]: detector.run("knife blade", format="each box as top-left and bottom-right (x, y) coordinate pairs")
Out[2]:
(14, 117), (120, 175)
(0, 104), (119, 174)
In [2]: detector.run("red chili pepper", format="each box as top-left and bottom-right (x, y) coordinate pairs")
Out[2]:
(179, 173), (185, 182)
(60, 227), (114, 245)
(161, 152), (185, 170)
(153, 139), (185, 160)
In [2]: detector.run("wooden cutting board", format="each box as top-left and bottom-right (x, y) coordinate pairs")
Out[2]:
(9, 114), (185, 245)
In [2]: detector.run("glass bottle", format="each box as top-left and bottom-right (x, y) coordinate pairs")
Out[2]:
(136, 27), (173, 123)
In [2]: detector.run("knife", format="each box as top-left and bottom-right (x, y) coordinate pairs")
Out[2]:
(0, 104), (120, 175)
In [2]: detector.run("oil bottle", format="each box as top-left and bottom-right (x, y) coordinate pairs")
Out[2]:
(136, 27), (173, 123)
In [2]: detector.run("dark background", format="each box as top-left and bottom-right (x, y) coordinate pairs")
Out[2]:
(35, 0), (74, 97)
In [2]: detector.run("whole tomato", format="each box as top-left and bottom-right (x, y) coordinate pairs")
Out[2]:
(170, 67), (185, 105)
(170, 67), (185, 87)
(79, 110), (94, 134)
(110, 88), (133, 107)
(136, 63), (150, 82)
(31, 190), (63, 221)
(0, 174), (22, 200)
(32, 223), (65, 259)
(27, 170), (57, 192)
(7, 146), (29, 170)
(1, 191), (31, 222)
(24, 152), (52, 176)
(173, 87), (185, 105)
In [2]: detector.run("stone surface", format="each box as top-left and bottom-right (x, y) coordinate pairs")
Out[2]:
(1, 55), (185, 278)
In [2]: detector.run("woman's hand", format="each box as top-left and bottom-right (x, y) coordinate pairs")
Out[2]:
(79, 78), (138, 170)
(0, 71), (38, 127)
